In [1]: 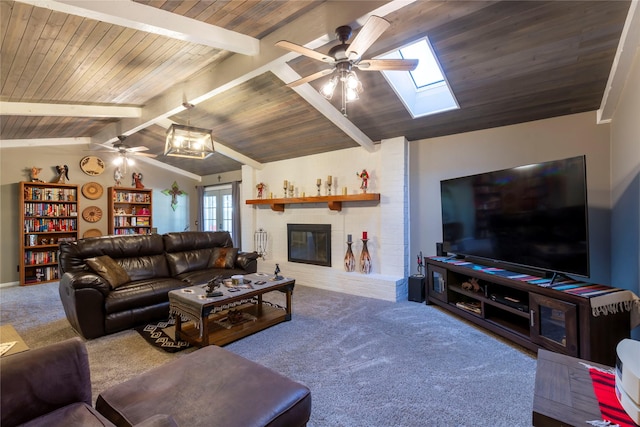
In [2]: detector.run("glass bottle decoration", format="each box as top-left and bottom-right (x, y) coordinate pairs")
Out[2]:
(344, 236), (355, 272)
(359, 238), (372, 274)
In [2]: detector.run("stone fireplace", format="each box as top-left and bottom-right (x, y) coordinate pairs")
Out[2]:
(287, 224), (331, 267)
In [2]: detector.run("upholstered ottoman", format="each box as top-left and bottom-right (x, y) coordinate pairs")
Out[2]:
(96, 345), (311, 427)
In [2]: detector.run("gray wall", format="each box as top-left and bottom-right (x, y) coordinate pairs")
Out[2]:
(409, 111), (612, 285)
(0, 144), (198, 285)
(610, 45), (640, 339)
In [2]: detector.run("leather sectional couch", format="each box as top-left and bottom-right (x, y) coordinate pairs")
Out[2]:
(59, 231), (259, 339)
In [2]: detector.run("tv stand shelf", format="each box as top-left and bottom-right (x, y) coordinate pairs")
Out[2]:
(426, 257), (631, 365)
(246, 193), (380, 212)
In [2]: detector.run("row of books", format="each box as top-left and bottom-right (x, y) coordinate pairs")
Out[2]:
(24, 218), (77, 232)
(25, 187), (76, 202)
(24, 266), (59, 284)
(113, 192), (150, 203)
(113, 217), (151, 227)
(114, 228), (152, 235)
(24, 250), (58, 265)
(24, 203), (78, 217)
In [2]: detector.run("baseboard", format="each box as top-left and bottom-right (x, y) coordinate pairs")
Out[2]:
(0, 281), (20, 288)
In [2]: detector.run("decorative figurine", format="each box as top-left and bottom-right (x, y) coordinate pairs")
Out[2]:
(114, 167), (123, 186)
(52, 165), (69, 183)
(356, 169), (370, 193)
(274, 263), (283, 280)
(132, 172), (144, 189)
(416, 251), (424, 277)
(256, 182), (266, 199)
(30, 166), (44, 182)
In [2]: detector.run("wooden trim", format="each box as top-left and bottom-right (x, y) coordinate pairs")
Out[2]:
(246, 193), (380, 212)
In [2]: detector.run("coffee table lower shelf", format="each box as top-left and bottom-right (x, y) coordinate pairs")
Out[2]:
(175, 303), (290, 347)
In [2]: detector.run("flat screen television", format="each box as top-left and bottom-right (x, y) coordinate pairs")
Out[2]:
(440, 155), (589, 277)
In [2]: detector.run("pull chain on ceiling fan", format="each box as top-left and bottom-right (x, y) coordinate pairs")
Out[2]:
(276, 15), (418, 117)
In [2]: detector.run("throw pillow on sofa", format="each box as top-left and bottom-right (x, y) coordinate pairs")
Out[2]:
(85, 255), (131, 289)
(208, 247), (238, 269)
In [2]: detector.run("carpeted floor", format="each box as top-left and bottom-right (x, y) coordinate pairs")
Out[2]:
(0, 281), (537, 426)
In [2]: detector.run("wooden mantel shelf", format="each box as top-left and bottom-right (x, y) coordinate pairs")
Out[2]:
(246, 193), (380, 212)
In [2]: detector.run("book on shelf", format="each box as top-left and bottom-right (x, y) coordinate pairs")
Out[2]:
(455, 301), (482, 314)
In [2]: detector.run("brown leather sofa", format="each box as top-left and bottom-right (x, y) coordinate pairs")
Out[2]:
(59, 231), (259, 339)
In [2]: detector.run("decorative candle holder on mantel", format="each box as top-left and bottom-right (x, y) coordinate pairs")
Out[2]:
(359, 231), (372, 274)
(344, 234), (355, 272)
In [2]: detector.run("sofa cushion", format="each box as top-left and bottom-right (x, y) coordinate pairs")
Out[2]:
(59, 234), (166, 275)
(163, 231), (233, 253)
(104, 278), (188, 315)
(176, 267), (249, 286)
(208, 247), (238, 269)
(86, 255), (131, 289)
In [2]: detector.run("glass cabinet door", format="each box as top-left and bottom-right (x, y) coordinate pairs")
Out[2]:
(427, 265), (448, 303)
(530, 293), (578, 356)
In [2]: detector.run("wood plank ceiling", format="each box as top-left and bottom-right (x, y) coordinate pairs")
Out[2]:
(0, 1), (631, 177)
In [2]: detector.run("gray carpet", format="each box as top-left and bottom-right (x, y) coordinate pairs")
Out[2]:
(0, 281), (537, 426)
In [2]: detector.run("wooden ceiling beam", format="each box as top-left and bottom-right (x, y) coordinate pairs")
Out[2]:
(15, 0), (259, 55)
(0, 101), (141, 118)
(90, 1), (394, 149)
(271, 64), (375, 152)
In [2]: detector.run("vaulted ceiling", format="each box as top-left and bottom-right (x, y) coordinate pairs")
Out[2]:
(0, 0), (632, 178)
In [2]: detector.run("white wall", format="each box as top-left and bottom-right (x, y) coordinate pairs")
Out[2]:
(241, 139), (409, 301)
(409, 111), (612, 284)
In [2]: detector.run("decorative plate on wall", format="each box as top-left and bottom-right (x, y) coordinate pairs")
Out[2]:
(82, 206), (103, 223)
(83, 229), (102, 238)
(80, 156), (106, 176)
(81, 182), (104, 200)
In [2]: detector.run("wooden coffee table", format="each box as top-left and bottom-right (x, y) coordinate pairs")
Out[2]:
(168, 273), (294, 347)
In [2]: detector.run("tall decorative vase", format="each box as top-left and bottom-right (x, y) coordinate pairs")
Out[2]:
(359, 239), (372, 274)
(344, 241), (355, 272)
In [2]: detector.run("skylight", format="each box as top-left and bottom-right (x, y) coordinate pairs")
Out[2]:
(378, 37), (458, 119)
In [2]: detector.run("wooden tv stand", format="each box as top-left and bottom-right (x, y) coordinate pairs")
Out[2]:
(425, 257), (631, 365)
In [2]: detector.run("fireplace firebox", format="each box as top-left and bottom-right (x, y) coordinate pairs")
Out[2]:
(287, 224), (331, 267)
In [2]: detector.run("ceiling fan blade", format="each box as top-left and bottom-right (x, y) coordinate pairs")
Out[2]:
(356, 58), (419, 71)
(276, 40), (335, 63)
(345, 16), (390, 60)
(127, 146), (150, 152)
(286, 69), (335, 88)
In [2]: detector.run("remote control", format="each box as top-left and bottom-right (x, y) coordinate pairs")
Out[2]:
(255, 281), (266, 285)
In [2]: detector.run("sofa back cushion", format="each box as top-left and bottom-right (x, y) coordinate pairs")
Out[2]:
(163, 231), (234, 276)
(59, 234), (170, 281)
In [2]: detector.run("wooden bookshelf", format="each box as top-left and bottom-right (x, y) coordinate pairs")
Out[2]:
(108, 187), (153, 235)
(246, 193), (380, 212)
(19, 181), (79, 286)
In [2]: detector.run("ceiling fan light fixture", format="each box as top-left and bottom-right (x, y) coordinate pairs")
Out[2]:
(164, 124), (214, 159)
(321, 76), (339, 99)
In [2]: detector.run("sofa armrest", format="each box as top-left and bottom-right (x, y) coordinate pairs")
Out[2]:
(59, 271), (110, 339)
(0, 338), (92, 427)
(236, 251), (259, 273)
(61, 270), (111, 295)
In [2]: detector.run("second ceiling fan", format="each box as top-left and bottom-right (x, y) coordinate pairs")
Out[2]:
(276, 15), (418, 115)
